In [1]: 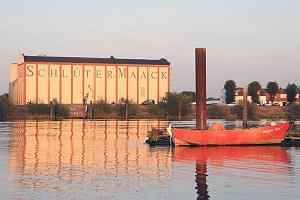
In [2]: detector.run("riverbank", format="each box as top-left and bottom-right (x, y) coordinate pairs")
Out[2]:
(6, 104), (299, 121)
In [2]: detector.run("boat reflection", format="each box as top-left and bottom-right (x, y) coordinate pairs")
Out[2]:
(8, 120), (295, 199)
(174, 146), (291, 200)
(9, 120), (171, 190)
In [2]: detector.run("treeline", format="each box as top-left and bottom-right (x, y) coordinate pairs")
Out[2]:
(0, 94), (13, 121)
(2, 90), (300, 121)
(0, 95), (69, 121)
(0, 92), (194, 121)
(93, 93), (193, 119)
(224, 80), (300, 105)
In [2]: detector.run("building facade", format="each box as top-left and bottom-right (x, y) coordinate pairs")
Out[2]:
(9, 54), (170, 105)
(235, 87), (300, 106)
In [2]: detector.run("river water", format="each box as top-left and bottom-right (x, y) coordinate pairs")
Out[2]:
(0, 120), (300, 200)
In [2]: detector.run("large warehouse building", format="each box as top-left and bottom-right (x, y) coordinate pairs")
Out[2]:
(9, 54), (170, 105)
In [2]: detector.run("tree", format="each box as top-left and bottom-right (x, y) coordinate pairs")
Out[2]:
(181, 91), (196, 102)
(117, 98), (137, 118)
(160, 92), (192, 118)
(248, 81), (261, 104)
(286, 83), (298, 103)
(266, 82), (279, 105)
(0, 94), (13, 121)
(224, 80), (236, 104)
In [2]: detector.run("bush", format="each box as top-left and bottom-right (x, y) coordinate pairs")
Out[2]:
(231, 103), (261, 120)
(208, 105), (235, 119)
(52, 99), (70, 118)
(54, 104), (70, 118)
(117, 98), (137, 118)
(27, 102), (50, 115)
(93, 99), (113, 118)
(0, 94), (13, 121)
(286, 103), (300, 119)
(148, 105), (166, 118)
(160, 92), (192, 117)
(231, 104), (243, 119)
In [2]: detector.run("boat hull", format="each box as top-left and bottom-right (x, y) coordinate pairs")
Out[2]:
(172, 122), (292, 146)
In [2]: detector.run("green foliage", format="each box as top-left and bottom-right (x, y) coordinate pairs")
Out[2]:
(181, 91), (196, 102)
(147, 128), (160, 142)
(266, 81), (279, 104)
(286, 83), (298, 103)
(231, 104), (243, 119)
(148, 105), (166, 118)
(52, 98), (70, 118)
(207, 105), (235, 119)
(27, 102), (50, 115)
(160, 92), (192, 117)
(0, 94), (13, 121)
(231, 102), (260, 120)
(248, 103), (261, 120)
(93, 99), (112, 115)
(286, 103), (300, 119)
(117, 98), (137, 118)
(248, 81), (261, 104)
(224, 80), (236, 104)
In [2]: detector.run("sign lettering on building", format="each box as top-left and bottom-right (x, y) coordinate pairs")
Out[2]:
(26, 65), (168, 79)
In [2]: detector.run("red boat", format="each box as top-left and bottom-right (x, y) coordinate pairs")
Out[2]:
(172, 122), (293, 146)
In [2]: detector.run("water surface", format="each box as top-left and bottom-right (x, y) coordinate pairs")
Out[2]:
(0, 120), (300, 199)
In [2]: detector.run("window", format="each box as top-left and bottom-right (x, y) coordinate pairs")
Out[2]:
(141, 87), (145, 97)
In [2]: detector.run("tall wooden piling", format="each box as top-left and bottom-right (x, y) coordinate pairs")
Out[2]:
(243, 86), (248, 128)
(195, 48), (207, 130)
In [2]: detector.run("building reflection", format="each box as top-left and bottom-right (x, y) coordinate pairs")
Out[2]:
(174, 146), (291, 200)
(9, 120), (171, 188)
(9, 120), (295, 199)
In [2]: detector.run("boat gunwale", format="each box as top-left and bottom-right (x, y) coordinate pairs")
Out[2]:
(172, 122), (292, 133)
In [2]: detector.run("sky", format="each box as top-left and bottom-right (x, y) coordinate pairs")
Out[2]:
(0, 0), (300, 97)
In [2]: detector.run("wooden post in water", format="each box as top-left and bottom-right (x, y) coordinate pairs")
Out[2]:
(195, 48), (207, 130)
(243, 85), (248, 128)
(50, 101), (53, 120)
(89, 101), (93, 119)
(82, 98), (86, 120)
(125, 102), (128, 120)
(178, 94), (182, 120)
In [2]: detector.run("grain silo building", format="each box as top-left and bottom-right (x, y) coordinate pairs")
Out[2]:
(9, 54), (170, 105)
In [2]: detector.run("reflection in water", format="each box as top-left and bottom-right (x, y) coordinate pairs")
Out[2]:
(174, 146), (291, 200)
(9, 120), (171, 198)
(4, 120), (299, 199)
(195, 163), (209, 200)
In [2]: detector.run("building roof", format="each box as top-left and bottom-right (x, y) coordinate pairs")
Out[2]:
(23, 55), (170, 65)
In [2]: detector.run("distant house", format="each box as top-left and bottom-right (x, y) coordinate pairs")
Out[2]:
(235, 87), (266, 104)
(234, 88), (300, 106)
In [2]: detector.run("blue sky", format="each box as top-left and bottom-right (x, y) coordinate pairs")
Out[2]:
(1, 0), (300, 97)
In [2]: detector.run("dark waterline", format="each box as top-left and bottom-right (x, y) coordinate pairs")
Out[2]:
(0, 120), (300, 200)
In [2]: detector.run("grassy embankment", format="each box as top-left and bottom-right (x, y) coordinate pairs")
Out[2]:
(2, 93), (300, 121)
(4, 103), (300, 121)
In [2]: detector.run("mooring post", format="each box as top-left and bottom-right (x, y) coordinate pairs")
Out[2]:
(195, 48), (207, 130)
(89, 101), (93, 119)
(82, 98), (85, 120)
(178, 94), (182, 121)
(50, 101), (53, 120)
(125, 102), (128, 120)
(243, 85), (248, 128)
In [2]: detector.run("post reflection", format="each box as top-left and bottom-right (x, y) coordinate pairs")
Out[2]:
(174, 146), (291, 200)
(9, 120), (171, 191)
(195, 163), (209, 200)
